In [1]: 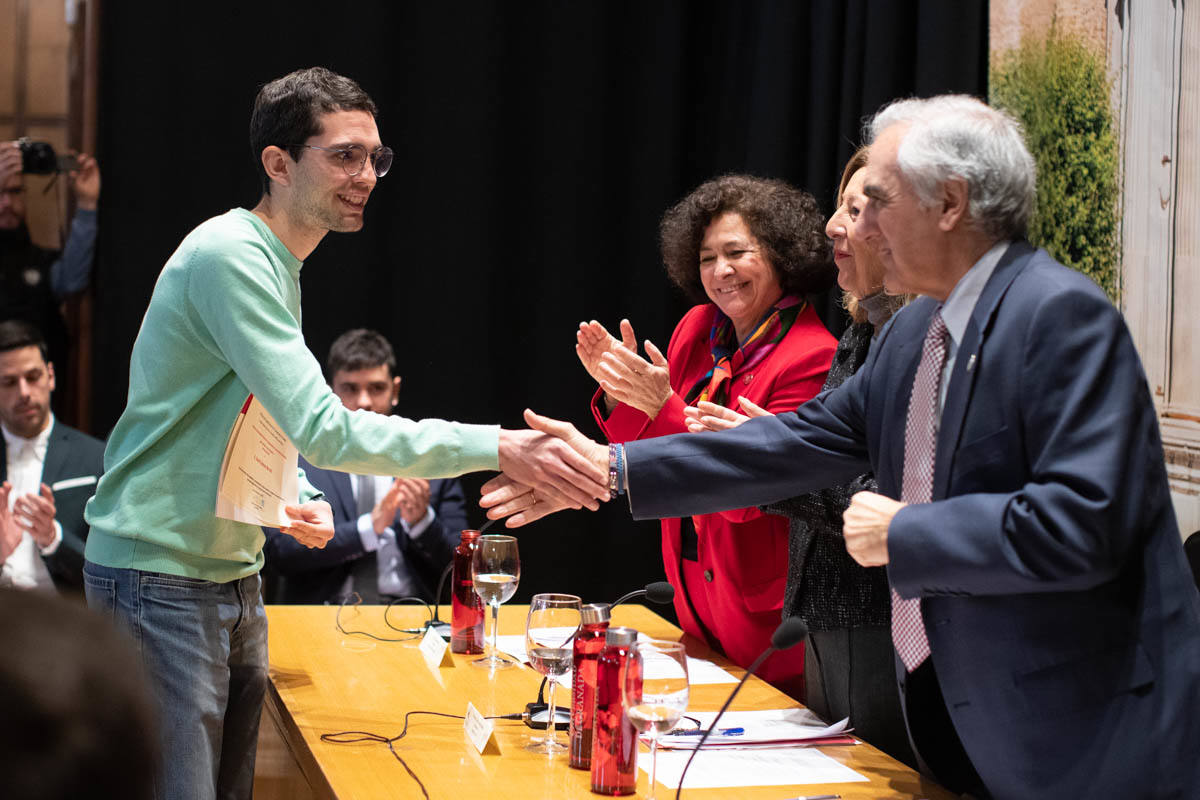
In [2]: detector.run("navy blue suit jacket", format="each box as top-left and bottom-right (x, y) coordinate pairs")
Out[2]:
(626, 242), (1200, 798)
(0, 420), (105, 592)
(262, 457), (468, 604)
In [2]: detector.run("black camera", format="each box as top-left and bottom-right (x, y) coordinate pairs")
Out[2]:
(18, 139), (78, 174)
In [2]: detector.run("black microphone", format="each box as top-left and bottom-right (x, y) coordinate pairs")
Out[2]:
(422, 561), (455, 639)
(673, 616), (808, 800)
(611, 580), (676, 609)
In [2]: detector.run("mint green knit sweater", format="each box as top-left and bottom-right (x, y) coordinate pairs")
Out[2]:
(85, 209), (499, 582)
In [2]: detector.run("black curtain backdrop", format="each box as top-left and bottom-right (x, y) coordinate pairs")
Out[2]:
(93, 1), (986, 611)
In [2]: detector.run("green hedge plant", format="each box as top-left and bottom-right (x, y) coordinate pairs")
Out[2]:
(991, 26), (1120, 301)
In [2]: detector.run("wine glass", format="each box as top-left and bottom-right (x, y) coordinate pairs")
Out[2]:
(470, 534), (520, 669)
(524, 593), (582, 753)
(623, 640), (689, 800)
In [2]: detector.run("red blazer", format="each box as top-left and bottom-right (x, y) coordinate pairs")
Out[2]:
(592, 302), (836, 692)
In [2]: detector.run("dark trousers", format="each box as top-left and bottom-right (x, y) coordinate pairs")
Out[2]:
(805, 626), (917, 769)
(904, 660), (989, 798)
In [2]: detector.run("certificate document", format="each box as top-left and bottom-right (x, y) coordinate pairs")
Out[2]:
(216, 394), (298, 527)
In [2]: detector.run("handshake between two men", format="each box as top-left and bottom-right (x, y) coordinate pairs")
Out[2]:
(483, 408), (903, 570)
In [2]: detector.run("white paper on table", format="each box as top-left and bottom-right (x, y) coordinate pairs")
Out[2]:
(497, 628), (738, 687)
(657, 709), (850, 749)
(494, 625), (578, 664)
(492, 633), (530, 664)
(215, 394), (298, 528)
(679, 656), (738, 685)
(636, 648), (736, 685)
(648, 746), (868, 789)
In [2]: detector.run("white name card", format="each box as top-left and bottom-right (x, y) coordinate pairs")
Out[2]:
(464, 702), (501, 755)
(419, 624), (453, 670)
(51, 475), (97, 492)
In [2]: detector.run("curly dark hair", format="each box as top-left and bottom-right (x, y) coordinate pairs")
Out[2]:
(659, 174), (834, 304)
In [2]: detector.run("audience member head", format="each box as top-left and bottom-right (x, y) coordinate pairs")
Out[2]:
(0, 588), (158, 800)
(0, 320), (54, 438)
(326, 328), (400, 415)
(860, 94), (1036, 299)
(249, 67), (379, 197)
(660, 174), (833, 339)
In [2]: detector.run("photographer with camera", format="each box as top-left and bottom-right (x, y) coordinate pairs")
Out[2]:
(0, 140), (101, 377)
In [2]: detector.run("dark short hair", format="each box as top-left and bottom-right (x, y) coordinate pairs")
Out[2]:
(326, 328), (396, 379)
(0, 588), (158, 800)
(249, 67), (378, 196)
(659, 174), (834, 304)
(0, 319), (49, 362)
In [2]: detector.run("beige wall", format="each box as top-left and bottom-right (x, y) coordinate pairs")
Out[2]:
(990, 0), (1110, 57)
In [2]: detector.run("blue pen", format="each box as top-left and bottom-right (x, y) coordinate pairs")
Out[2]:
(667, 726), (744, 736)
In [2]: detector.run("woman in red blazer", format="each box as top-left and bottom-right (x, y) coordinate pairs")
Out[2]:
(577, 175), (837, 698)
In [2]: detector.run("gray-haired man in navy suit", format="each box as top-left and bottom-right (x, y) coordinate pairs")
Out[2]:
(0, 320), (104, 592)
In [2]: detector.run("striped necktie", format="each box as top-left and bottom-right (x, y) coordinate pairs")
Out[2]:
(892, 309), (948, 672)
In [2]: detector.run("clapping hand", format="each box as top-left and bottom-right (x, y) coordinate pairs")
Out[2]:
(370, 478), (430, 531)
(395, 478), (431, 526)
(683, 397), (772, 433)
(576, 320), (624, 391)
(0, 483), (23, 563)
(584, 319), (671, 419)
(12, 484), (57, 548)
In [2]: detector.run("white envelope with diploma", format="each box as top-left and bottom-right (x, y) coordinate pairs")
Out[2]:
(215, 394), (299, 528)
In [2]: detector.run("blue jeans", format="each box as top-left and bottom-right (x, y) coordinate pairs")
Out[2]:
(83, 561), (268, 800)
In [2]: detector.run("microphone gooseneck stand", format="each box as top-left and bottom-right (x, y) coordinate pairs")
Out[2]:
(673, 616), (808, 800)
(423, 561), (455, 638)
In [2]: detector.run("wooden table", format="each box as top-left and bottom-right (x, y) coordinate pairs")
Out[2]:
(254, 604), (953, 800)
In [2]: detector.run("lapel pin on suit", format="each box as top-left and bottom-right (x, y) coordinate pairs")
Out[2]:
(967, 353), (977, 372)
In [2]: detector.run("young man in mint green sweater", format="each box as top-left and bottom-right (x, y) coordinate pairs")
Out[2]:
(82, 67), (606, 800)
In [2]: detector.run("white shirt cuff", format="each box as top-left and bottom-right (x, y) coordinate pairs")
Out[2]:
(401, 507), (435, 540)
(39, 520), (64, 556)
(356, 513), (384, 552)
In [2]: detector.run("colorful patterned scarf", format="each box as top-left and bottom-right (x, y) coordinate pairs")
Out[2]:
(685, 295), (805, 407)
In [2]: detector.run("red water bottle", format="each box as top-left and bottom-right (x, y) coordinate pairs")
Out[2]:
(450, 529), (484, 654)
(569, 603), (612, 769)
(590, 627), (641, 795)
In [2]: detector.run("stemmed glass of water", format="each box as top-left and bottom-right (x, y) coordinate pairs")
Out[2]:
(623, 640), (689, 799)
(470, 534), (520, 670)
(524, 593), (582, 753)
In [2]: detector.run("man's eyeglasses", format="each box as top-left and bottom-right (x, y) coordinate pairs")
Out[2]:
(293, 144), (394, 178)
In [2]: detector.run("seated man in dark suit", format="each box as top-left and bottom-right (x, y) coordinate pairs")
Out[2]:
(0, 320), (104, 592)
(264, 329), (468, 603)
